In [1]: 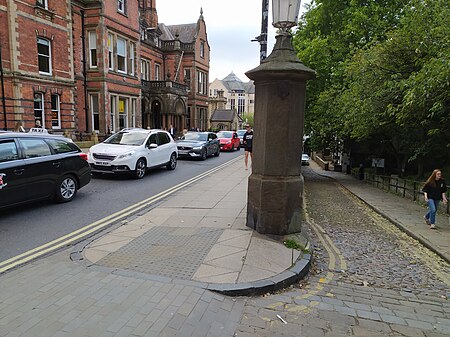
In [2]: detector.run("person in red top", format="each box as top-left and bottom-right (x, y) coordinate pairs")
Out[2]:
(422, 169), (448, 229)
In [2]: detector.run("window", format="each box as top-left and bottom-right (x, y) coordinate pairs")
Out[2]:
(0, 141), (19, 163)
(184, 68), (191, 87)
(230, 99), (236, 111)
(131, 98), (136, 128)
(117, 37), (127, 73)
(117, 0), (125, 14)
(90, 94), (99, 131)
(155, 63), (160, 80)
(36, 0), (48, 10)
(200, 41), (205, 58)
(46, 139), (78, 153)
(141, 59), (150, 80)
(110, 95), (116, 132)
(34, 93), (44, 127)
(37, 38), (51, 74)
(129, 42), (135, 76)
(51, 94), (61, 129)
(238, 96), (245, 115)
(196, 70), (207, 95)
(108, 34), (114, 70)
(89, 31), (97, 68)
(118, 97), (128, 129)
(157, 132), (170, 145)
(19, 139), (52, 158)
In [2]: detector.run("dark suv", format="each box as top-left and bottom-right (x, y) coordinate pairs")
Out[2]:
(0, 132), (91, 209)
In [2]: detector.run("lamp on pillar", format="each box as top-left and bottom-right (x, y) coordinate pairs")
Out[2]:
(245, 0), (315, 235)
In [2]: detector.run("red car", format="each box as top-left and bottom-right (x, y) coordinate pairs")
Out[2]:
(217, 131), (241, 151)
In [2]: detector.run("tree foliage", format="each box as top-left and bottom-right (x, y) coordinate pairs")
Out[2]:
(294, 0), (450, 175)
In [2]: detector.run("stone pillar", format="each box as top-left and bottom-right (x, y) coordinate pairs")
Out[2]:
(245, 33), (315, 235)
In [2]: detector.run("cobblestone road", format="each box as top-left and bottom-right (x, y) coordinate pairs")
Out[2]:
(235, 168), (450, 337)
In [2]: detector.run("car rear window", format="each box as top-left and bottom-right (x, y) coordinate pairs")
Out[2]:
(217, 132), (233, 138)
(46, 138), (79, 153)
(0, 140), (19, 163)
(19, 138), (52, 158)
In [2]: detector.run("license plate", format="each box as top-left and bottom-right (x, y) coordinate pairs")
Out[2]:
(178, 150), (189, 155)
(95, 161), (110, 166)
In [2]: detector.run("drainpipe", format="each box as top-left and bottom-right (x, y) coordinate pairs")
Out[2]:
(0, 39), (7, 130)
(80, 9), (89, 132)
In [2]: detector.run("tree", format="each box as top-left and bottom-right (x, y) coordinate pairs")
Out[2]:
(294, 0), (450, 175)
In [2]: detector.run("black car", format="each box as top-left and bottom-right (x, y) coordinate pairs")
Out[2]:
(0, 132), (91, 209)
(176, 132), (220, 160)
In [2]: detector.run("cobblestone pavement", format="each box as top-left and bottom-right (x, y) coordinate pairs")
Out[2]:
(235, 168), (450, 337)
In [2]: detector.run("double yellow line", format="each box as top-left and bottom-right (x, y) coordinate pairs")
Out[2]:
(0, 157), (241, 274)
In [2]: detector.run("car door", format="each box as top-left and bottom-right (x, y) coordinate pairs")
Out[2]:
(233, 132), (239, 148)
(145, 133), (162, 167)
(17, 137), (61, 201)
(157, 132), (172, 164)
(0, 138), (26, 208)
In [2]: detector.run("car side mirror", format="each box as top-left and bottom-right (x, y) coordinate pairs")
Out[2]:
(148, 143), (158, 149)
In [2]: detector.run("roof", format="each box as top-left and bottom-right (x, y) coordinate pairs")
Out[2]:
(210, 109), (236, 122)
(221, 72), (255, 93)
(158, 23), (197, 43)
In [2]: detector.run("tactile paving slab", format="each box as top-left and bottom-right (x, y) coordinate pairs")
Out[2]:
(97, 227), (224, 279)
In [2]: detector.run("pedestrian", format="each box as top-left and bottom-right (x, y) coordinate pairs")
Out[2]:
(358, 163), (365, 180)
(243, 124), (253, 170)
(169, 124), (177, 138)
(14, 121), (25, 132)
(422, 169), (448, 229)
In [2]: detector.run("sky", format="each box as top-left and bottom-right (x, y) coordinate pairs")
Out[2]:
(156, 0), (310, 83)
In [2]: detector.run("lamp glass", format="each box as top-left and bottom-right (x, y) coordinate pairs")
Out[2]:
(272, 0), (301, 29)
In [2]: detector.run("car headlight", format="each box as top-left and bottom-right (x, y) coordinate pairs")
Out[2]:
(193, 146), (202, 150)
(117, 151), (135, 159)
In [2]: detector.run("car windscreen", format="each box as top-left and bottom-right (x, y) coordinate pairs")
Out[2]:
(104, 132), (147, 146)
(183, 133), (207, 141)
(217, 132), (233, 138)
(237, 130), (246, 137)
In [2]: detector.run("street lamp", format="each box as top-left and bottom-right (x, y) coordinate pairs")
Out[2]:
(272, 0), (301, 31)
(245, 0), (315, 235)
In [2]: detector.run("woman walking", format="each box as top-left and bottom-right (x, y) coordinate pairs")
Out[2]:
(422, 169), (448, 229)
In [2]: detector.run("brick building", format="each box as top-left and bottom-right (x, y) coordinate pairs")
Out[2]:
(0, 0), (210, 138)
(0, 0), (75, 132)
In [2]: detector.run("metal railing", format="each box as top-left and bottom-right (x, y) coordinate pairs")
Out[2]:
(352, 172), (450, 215)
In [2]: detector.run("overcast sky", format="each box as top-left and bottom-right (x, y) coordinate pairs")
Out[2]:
(157, 0), (310, 83)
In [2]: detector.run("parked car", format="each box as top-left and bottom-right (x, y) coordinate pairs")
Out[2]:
(217, 131), (240, 151)
(176, 132), (220, 160)
(236, 129), (246, 145)
(88, 128), (177, 179)
(302, 154), (310, 166)
(0, 132), (91, 209)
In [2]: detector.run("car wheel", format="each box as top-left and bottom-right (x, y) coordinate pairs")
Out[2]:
(214, 147), (220, 157)
(55, 175), (77, 203)
(166, 153), (177, 170)
(201, 148), (207, 160)
(134, 158), (147, 179)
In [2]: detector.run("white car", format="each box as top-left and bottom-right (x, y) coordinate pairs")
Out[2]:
(88, 128), (178, 179)
(301, 154), (310, 166)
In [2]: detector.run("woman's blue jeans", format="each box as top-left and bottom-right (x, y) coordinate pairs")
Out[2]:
(425, 199), (440, 224)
